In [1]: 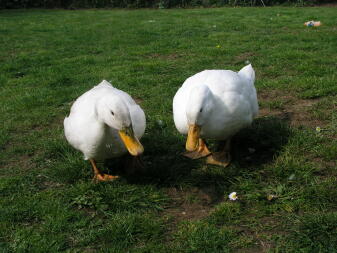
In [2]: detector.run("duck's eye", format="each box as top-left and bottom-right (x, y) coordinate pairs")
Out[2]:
(111, 111), (114, 116)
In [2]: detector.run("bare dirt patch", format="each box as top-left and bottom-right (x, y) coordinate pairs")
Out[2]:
(1, 154), (35, 173)
(146, 53), (183, 60)
(312, 157), (337, 176)
(234, 52), (257, 64)
(163, 186), (223, 225)
(233, 216), (287, 253)
(0, 115), (65, 174)
(258, 89), (325, 128)
(133, 96), (144, 104)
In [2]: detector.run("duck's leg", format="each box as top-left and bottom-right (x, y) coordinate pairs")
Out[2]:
(206, 139), (231, 167)
(90, 159), (119, 182)
(183, 138), (212, 159)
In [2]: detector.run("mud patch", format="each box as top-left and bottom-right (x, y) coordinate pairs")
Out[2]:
(258, 89), (325, 128)
(1, 154), (35, 173)
(146, 53), (183, 60)
(163, 186), (223, 226)
(234, 52), (257, 64)
(133, 96), (144, 104)
(233, 216), (287, 253)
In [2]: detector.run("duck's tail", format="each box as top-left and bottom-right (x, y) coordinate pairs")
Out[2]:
(98, 80), (113, 87)
(238, 64), (255, 84)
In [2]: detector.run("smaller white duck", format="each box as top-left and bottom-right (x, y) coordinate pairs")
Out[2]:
(64, 80), (146, 181)
(173, 64), (258, 167)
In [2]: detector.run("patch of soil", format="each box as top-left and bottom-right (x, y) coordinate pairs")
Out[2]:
(1, 154), (35, 173)
(36, 173), (65, 190)
(234, 52), (257, 64)
(133, 96), (144, 104)
(233, 216), (287, 253)
(163, 186), (223, 226)
(312, 157), (337, 177)
(146, 53), (182, 60)
(1, 115), (65, 172)
(258, 89), (325, 128)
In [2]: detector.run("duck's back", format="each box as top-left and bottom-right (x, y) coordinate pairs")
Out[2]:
(183, 70), (246, 94)
(188, 69), (257, 115)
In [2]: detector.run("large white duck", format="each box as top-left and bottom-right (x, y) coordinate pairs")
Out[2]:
(173, 64), (258, 167)
(64, 80), (146, 181)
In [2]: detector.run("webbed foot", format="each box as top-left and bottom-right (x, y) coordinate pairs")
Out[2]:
(206, 139), (231, 168)
(93, 174), (120, 182)
(183, 138), (211, 159)
(90, 159), (119, 182)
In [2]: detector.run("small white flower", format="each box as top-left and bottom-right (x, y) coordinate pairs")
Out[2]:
(229, 192), (238, 201)
(316, 126), (321, 133)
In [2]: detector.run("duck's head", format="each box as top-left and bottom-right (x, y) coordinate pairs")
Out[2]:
(97, 95), (144, 156)
(185, 84), (213, 151)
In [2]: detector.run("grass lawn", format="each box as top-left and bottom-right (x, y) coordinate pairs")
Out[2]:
(0, 6), (336, 252)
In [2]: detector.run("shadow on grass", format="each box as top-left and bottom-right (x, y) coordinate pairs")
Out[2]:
(47, 115), (291, 191)
(232, 115), (292, 169)
(43, 115), (292, 219)
(104, 134), (202, 186)
(106, 115), (292, 189)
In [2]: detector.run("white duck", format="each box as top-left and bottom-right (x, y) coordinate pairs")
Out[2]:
(173, 64), (258, 167)
(64, 80), (146, 181)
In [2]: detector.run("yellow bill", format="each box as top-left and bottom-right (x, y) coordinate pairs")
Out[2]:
(119, 127), (144, 156)
(186, 124), (201, 151)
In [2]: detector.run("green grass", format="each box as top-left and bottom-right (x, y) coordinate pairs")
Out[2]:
(0, 7), (336, 252)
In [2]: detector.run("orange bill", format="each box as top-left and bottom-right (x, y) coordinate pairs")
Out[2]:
(119, 127), (144, 156)
(186, 124), (201, 151)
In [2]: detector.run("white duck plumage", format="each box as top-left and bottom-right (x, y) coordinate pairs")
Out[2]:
(64, 80), (145, 180)
(173, 64), (258, 166)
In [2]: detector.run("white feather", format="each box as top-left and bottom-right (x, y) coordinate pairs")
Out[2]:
(173, 65), (258, 140)
(64, 80), (146, 160)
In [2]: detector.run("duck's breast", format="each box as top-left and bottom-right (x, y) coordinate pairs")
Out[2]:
(173, 87), (189, 134)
